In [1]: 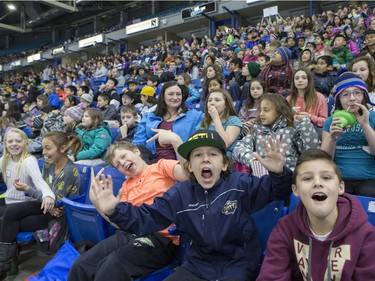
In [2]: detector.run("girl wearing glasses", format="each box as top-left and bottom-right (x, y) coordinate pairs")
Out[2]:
(348, 56), (375, 106)
(321, 72), (375, 197)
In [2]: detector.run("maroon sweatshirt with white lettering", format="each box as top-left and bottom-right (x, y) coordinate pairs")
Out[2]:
(256, 193), (375, 281)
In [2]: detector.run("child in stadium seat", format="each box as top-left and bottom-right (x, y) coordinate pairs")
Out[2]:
(68, 139), (189, 281)
(116, 105), (138, 143)
(312, 55), (337, 97)
(256, 148), (375, 281)
(287, 67), (328, 134)
(331, 34), (353, 68)
(89, 129), (292, 281)
(348, 56), (375, 105)
(232, 93), (319, 171)
(196, 88), (242, 156)
(0, 131), (81, 279)
(73, 108), (111, 166)
(258, 46), (293, 97)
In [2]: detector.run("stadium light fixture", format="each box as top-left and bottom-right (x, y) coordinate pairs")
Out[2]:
(7, 4), (16, 10)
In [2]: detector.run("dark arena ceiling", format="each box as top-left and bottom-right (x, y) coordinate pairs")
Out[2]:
(0, 1), (152, 35)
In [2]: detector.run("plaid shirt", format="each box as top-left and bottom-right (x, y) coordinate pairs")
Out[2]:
(259, 61), (293, 97)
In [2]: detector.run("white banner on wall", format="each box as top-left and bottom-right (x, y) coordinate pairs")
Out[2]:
(126, 17), (159, 35)
(27, 53), (41, 63)
(79, 34), (103, 48)
(263, 6), (278, 17)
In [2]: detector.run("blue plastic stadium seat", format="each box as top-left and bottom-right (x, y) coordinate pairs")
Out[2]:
(60, 197), (113, 243)
(251, 200), (285, 260)
(16, 232), (35, 243)
(355, 195), (375, 227)
(37, 158), (45, 171)
(22, 127), (32, 137)
(91, 76), (108, 92)
(0, 183), (6, 194)
(194, 101), (205, 112)
(110, 127), (120, 143)
(233, 100), (242, 114)
(61, 165), (126, 243)
(191, 79), (202, 89)
(326, 96), (335, 117)
(287, 193), (301, 214)
(116, 86), (124, 94)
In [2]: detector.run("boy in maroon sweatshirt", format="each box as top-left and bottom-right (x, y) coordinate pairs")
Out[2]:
(257, 148), (375, 281)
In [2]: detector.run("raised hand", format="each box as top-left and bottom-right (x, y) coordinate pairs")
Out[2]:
(89, 167), (120, 216)
(253, 136), (287, 174)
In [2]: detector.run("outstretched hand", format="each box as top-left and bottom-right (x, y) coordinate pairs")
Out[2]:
(89, 167), (120, 216)
(147, 128), (182, 147)
(253, 136), (287, 174)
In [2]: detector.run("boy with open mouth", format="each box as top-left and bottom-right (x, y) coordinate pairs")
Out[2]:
(90, 129), (292, 281)
(257, 148), (375, 281)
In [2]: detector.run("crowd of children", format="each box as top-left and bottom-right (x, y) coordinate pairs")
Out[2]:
(0, 1), (374, 280)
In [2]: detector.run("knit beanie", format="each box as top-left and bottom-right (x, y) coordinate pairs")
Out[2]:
(246, 62), (261, 78)
(276, 47), (292, 62)
(80, 94), (93, 104)
(270, 33), (278, 40)
(65, 105), (84, 123)
(140, 86), (155, 97)
(332, 72), (375, 108)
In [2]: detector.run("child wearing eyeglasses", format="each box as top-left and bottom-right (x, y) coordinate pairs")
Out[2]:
(321, 72), (375, 197)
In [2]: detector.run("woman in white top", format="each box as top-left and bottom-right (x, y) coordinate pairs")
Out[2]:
(0, 128), (55, 213)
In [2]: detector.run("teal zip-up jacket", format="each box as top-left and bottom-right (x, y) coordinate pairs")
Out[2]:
(75, 122), (112, 160)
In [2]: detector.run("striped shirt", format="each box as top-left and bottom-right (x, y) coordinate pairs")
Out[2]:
(0, 156), (55, 204)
